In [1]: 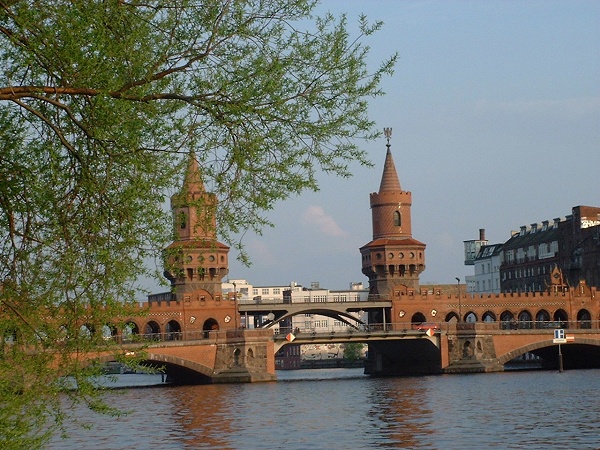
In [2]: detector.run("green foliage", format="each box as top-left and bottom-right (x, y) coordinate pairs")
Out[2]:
(343, 342), (365, 362)
(0, 0), (394, 447)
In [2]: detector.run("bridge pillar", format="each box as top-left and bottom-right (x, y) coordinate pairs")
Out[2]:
(444, 323), (503, 373)
(210, 329), (276, 383)
(365, 338), (443, 376)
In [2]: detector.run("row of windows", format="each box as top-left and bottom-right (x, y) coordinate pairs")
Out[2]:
(252, 288), (282, 296)
(475, 279), (499, 291)
(503, 264), (554, 280)
(476, 262), (499, 275)
(504, 241), (558, 263)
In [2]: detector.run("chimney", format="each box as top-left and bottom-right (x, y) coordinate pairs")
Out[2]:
(479, 228), (486, 241)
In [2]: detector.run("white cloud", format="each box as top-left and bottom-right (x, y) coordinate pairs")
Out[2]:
(246, 240), (277, 265)
(302, 205), (350, 238)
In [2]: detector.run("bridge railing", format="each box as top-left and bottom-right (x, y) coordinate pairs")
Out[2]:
(272, 319), (600, 338)
(238, 294), (390, 305)
(112, 328), (273, 344)
(110, 319), (600, 345)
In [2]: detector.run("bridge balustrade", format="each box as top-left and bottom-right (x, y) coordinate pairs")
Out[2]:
(108, 319), (600, 345)
(274, 319), (600, 337)
(238, 294), (388, 305)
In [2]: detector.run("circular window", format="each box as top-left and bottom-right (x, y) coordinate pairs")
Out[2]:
(409, 252), (415, 259)
(208, 255), (215, 262)
(388, 253), (394, 259)
(399, 252), (404, 259)
(376, 253), (382, 260)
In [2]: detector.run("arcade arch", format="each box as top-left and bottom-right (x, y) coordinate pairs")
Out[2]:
(122, 321), (140, 342)
(166, 320), (182, 340)
(203, 318), (219, 338)
(553, 309), (568, 325)
(465, 312), (477, 323)
(144, 320), (161, 339)
(482, 311), (496, 322)
(411, 312), (426, 324)
(577, 309), (592, 329)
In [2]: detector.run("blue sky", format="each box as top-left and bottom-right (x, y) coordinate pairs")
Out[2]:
(146, 1), (600, 293)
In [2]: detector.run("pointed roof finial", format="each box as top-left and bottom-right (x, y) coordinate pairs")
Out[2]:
(181, 151), (205, 196)
(378, 127), (402, 193)
(383, 127), (392, 148)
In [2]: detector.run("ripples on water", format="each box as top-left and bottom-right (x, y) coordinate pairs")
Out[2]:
(48, 368), (600, 449)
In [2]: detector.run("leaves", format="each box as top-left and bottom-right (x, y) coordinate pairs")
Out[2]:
(0, 0), (394, 447)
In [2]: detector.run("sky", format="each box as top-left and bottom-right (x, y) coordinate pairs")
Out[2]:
(145, 1), (600, 293)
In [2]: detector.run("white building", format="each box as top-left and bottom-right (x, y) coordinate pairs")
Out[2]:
(465, 244), (503, 294)
(287, 282), (369, 334)
(223, 279), (369, 332)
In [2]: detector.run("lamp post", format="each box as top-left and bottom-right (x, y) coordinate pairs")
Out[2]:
(232, 281), (238, 329)
(455, 277), (461, 322)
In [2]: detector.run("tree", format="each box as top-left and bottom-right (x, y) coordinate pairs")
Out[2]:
(0, 0), (395, 446)
(343, 342), (365, 362)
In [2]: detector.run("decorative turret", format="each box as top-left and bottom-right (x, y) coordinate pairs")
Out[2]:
(164, 153), (230, 300)
(360, 128), (426, 298)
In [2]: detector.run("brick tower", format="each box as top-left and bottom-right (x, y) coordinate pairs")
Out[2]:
(164, 153), (233, 316)
(360, 129), (426, 298)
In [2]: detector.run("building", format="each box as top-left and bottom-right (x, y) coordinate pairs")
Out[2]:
(148, 152), (237, 336)
(360, 129), (426, 300)
(465, 242), (503, 294)
(557, 205), (600, 289)
(285, 282), (369, 334)
(465, 206), (600, 294)
(500, 206), (600, 293)
(463, 229), (488, 266)
(500, 219), (562, 293)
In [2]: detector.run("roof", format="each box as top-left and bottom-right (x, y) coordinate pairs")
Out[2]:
(474, 243), (504, 260)
(360, 238), (426, 250)
(165, 240), (229, 250)
(378, 147), (402, 193)
(502, 226), (559, 251)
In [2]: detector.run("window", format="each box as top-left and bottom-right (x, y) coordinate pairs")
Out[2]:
(178, 211), (187, 229)
(273, 288), (280, 295)
(393, 211), (401, 226)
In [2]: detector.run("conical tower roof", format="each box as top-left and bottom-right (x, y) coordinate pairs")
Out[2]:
(181, 152), (205, 196)
(378, 146), (402, 193)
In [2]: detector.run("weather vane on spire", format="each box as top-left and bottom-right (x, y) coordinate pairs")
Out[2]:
(383, 127), (392, 148)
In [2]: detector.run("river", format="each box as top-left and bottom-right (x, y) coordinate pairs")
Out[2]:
(48, 368), (600, 449)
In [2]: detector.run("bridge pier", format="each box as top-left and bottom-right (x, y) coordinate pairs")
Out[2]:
(443, 323), (504, 373)
(210, 329), (276, 383)
(365, 338), (443, 376)
(145, 329), (276, 384)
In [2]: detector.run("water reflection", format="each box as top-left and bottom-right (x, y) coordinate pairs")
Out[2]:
(49, 369), (600, 449)
(366, 379), (434, 448)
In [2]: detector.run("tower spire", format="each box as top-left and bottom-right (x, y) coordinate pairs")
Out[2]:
(181, 151), (206, 198)
(378, 128), (402, 193)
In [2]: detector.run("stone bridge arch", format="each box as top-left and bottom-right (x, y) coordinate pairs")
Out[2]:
(79, 350), (215, 383)
(144, 352), (214, 383)
(496, 337), (600, 367)
(496, 339), (556, 365)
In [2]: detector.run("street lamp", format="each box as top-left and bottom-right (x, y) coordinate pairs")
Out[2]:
(455, 277), (461, 322)
(232, 281), (238, 329)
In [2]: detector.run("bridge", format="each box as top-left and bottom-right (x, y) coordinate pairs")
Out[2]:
(102, 299), (600, 382)
(91, 148), (600, 383)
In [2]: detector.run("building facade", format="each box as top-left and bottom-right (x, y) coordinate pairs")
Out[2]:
(465, 242), (503, 294)
(500, 206), (600, 293)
